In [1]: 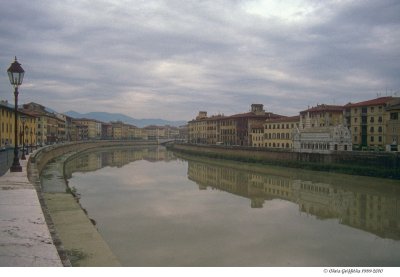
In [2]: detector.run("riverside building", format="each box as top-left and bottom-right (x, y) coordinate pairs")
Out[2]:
(293, 104), (352, 153)
(263, 116), (300, 149)
(1, 100), (37, 148)
(345, 97), (400, 151)
(188, 104), (284, 146)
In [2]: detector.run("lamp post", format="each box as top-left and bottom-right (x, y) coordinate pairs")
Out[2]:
(21, 116), (26, 160)
(7, 57), (25, 172)
(25, 126), (29, 155)
(30, 130), (33, 153)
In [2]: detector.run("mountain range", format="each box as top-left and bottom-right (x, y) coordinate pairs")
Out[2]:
(64, 111), (187, 128)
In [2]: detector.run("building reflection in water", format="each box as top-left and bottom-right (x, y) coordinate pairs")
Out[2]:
(64, 147), (400, 242)
(187, 159), (400, 241)
(64, 146), (174, 178)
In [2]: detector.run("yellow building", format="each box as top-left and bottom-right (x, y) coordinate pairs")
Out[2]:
(250, 123), (264, 147)
(0, 100), (14, 147)
(264, 116), (300, 149)
(73, 118), (102, 140)
(19, 111), (37, 148)
(385, 101), (400, 151)
(188, 111), (208, 144)
(300, 104), (345, 130)
(188, 104), (284, 146)
(1, 101), (37, 148)
(345, 97), (400, 150)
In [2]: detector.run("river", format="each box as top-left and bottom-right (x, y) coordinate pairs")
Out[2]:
(43, 146), (400, 266)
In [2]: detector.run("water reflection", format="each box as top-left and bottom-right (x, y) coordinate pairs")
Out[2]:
(60, 147), (400, 266)
(187, 158), (400, 241)
(65, 146), (175, 178)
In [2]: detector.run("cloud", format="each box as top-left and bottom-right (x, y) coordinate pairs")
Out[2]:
(0, 0), (399, 120)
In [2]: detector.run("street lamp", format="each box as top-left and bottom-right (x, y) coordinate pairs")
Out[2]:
(20, 116), (26, 160)
(7, 57), (25, 172)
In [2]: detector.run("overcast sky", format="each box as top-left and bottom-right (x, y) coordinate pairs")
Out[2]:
(0, 0), (399, 121)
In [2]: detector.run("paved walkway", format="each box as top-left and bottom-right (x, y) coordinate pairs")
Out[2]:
(0, 155), (63, 267)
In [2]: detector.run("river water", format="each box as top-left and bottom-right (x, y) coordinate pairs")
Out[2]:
(45, 146), (400, 266)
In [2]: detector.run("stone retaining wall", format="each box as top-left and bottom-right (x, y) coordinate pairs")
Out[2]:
(168, 143), (400, 179)
(26, 140), (157, 266)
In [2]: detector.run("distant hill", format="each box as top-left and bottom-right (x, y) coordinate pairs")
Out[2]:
(64, 111), (187, 128)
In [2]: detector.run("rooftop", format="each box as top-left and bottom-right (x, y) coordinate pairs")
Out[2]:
(266, 115), (300, 123)
(345, 97), (398, 108)
(301, 104), (344, 113)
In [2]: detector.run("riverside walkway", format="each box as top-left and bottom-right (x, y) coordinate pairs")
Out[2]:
(0, 154), (63, 267)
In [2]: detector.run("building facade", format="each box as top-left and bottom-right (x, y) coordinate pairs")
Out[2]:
(188, 104), (284, 146)
(264, 116), (300, 149)
(0, 100), (15, 147)
(293, 125), (352, 153)
(294, 104), (351, 153)
(345, 97), (400, 150)
(385, 101), (400, 151)
(1, 101), (37, 148)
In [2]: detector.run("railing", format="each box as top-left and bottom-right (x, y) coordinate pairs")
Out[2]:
(0, 147), (14, 176)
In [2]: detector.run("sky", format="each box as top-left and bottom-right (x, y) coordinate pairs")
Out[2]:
(0, 0), (399, 121)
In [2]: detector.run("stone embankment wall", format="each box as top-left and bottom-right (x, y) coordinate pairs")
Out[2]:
(168, 143), (400, 179)
(28, 140), (156, 179)
(26, 140), (157, 266)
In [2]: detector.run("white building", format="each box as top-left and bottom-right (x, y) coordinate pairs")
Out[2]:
(293, 125), (352, 153)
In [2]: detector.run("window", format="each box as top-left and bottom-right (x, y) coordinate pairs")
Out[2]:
(354, 127), (358, 132)
(371, 107), (374, 113)
(390, 113), (398, 120)
(354, 117), (358, 123)
(370, 117), (374, 123)
(370, 127), (374, 133)
(378, 126), (382, 133)
(378, 136), (382, 142)
(371, 136), (374, 142)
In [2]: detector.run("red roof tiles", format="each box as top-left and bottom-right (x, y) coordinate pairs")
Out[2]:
(345, 97), (395, 108)
(300, 104), (344, 114)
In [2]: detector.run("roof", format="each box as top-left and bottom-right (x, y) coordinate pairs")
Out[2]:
(386, 103), (400, 111)
(229, 111), (284, 120)
(250, 123), (264, 129)
(73, 118), (103, 123)
(0, 100), (14, 110)
(345, 97), (397, 108)
(300, 104), (344, 113)
(266, 115), (300, 123)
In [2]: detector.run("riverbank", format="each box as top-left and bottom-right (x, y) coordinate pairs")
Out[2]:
(167, 143), (400, 179)
(26, 140), (157, 266)
(0, 154), (63, 266)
